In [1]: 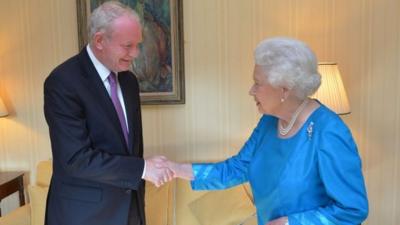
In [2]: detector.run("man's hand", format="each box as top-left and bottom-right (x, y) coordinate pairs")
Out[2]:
(143, 156), (174, 187)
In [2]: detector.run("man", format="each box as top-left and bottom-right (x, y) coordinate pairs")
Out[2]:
(43, 2), (172, 225)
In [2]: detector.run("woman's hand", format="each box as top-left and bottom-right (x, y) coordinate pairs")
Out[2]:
(266, 216), (288, 225)
(166, 161), (194, 180)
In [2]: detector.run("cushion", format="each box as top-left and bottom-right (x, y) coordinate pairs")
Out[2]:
(28, 185), (49, 225)
(242, 183), (253, 203)
(175, 179), (209, 225)
(189, 184), (256, 225)
(0, 204), (31, 225)
(239, 213), (258, 225)
(36, 160), (52, 187)
(145, 181), (174, 225)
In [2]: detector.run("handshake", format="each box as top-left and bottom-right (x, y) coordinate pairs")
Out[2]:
(143, 156), (194, 187)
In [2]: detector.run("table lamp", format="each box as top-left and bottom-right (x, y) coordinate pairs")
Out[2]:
(312, 62), (351, 115)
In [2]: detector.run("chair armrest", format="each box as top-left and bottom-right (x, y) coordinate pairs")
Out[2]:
(0, 204), (31, 225)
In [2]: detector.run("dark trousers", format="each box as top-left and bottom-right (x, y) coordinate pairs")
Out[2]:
(127, 193), (142, 225)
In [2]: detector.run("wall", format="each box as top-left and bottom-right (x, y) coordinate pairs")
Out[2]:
(0, 0), (400, 224)
(0, 0), (78, 215)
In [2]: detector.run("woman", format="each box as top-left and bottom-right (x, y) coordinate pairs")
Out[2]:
(171, 37), (368, 225)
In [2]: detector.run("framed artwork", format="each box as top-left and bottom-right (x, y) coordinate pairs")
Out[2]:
(76, 0), (185, 104)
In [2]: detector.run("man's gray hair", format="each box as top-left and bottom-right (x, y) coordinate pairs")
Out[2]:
(254, 37), (321, 99)
(88, 1), (140, 43)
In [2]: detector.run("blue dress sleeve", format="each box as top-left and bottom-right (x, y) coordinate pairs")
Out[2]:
(191, 116), (267, 190)
(288, 119), (369, 225)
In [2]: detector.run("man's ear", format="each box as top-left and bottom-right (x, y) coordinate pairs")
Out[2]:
(93, 32), (105, 50)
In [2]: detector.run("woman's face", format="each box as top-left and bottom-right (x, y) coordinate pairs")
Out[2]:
(249, 65), (282, 114)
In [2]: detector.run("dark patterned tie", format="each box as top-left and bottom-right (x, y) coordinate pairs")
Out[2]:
(108, 72), (129, 146)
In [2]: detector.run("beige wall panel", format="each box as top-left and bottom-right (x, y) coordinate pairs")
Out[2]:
(0, 0), (77, 215)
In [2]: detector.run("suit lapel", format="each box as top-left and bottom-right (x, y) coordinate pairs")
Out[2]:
(77, 49), (129, 154)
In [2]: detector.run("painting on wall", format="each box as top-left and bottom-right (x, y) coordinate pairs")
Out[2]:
(76, 0), (185, 104)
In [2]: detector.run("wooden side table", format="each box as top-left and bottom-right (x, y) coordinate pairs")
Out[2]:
(0, 171), (25, 217)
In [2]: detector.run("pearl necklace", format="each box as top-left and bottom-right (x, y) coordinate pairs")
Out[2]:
(279, 98), (309, 136)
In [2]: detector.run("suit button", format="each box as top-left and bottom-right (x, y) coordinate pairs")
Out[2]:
(126, 189), (132, 194)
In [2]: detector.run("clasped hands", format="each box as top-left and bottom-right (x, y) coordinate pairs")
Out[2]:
(143, 155), (193, 187)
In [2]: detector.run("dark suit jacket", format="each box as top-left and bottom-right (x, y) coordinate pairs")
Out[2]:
(44, 48), (146, 225)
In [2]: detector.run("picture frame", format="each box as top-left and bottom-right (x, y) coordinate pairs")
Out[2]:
(76, 0), (185, 104)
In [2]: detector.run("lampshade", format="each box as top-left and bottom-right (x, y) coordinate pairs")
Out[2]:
(312, 62), (351, 115)
(0, 96), (8, 117)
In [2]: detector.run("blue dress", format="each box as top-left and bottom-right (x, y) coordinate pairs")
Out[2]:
(191, 104), (368, 225)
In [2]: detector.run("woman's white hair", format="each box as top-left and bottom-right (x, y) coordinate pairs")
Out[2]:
(88, 1), (140, 43)
(254, 37), (321, 99)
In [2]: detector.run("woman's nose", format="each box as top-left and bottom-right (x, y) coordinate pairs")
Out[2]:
(249, 86), (255, 96)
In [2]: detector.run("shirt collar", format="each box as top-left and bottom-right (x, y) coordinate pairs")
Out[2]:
(86, 45), (114, 82)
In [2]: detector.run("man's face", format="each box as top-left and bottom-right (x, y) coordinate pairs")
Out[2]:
(96, 15), (142, 72)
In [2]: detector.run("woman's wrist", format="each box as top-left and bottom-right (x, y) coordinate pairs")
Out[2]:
(170, 162), (194, 180)
(284, 217), (289, 225)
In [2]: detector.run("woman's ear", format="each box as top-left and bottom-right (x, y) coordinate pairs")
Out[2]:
(281, 87), (290, 102)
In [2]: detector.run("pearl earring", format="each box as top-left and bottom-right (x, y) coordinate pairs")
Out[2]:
(281, 98), (285, 103)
